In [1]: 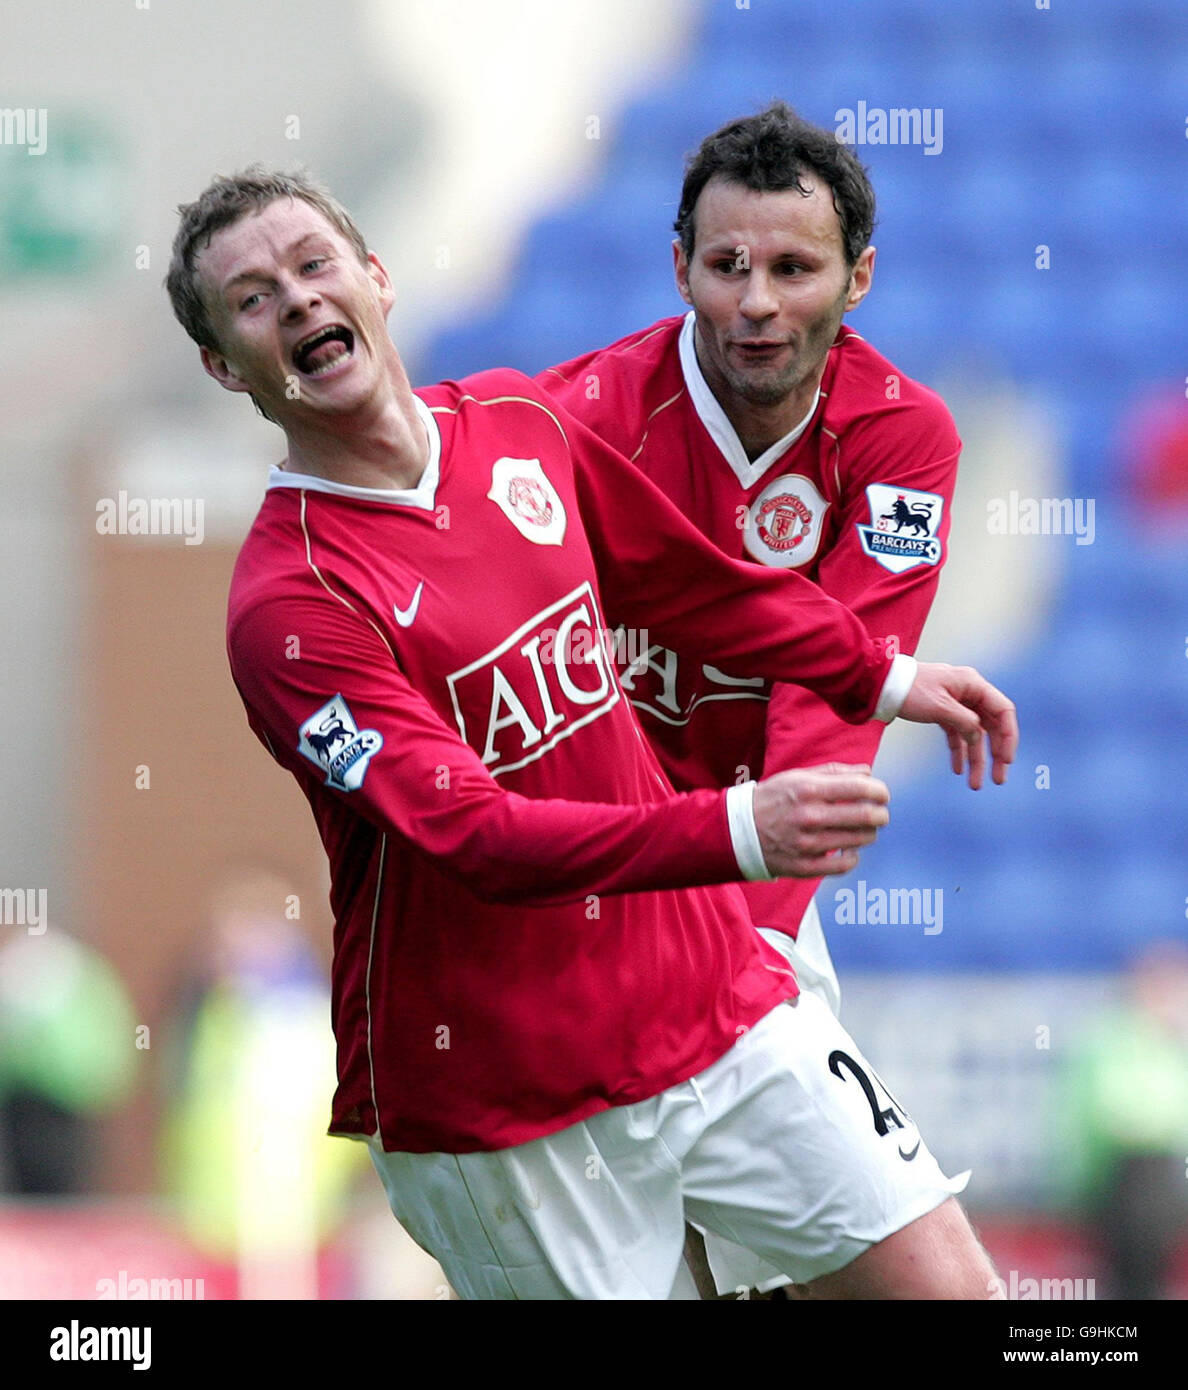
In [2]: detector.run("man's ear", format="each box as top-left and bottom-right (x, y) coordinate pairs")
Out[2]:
(844, 246), (876, 312)
(673, 239), (694, 307)
(200, 345), (254, 395)
(367, 251), (395, 317)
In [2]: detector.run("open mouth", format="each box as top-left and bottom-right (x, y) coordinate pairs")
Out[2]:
(292, 324), (356, 377)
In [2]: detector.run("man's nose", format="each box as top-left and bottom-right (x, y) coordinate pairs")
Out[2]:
(738, 270), (777, 319)
(279, 275), (320, 319)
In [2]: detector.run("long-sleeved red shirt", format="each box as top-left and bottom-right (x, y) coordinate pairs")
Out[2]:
(540, 316), (959, 938)
(227, 368), (894, 1152)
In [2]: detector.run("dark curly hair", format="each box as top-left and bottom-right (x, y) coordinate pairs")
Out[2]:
(674, 102), (876, 267)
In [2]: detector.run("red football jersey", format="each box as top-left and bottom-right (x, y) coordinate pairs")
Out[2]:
(227, 368), (896, 1153)
(540, 315), (959, 939)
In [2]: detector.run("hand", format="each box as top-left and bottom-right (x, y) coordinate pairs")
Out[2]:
(897, 662), (1018, 789)
(753, 763), (890, 878)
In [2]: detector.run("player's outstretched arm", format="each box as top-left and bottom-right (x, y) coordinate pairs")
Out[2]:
(897, 662), (1019, 790)
(560, 404), (893, 724)
(752, 764), (890, 879)
(230, 593), (889, 907)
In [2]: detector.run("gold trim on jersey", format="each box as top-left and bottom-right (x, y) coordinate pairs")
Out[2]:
(297, 490), (399, 664)
(429, 392), (571, 449)
(629, 388), (687, 463)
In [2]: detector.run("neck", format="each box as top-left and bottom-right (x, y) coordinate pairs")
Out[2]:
(725, 393), (815, 461)
(280, 355), (428, 489)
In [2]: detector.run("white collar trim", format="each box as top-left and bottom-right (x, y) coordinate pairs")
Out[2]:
(267, 396), (441, 511)
(677, 310), (820, 490)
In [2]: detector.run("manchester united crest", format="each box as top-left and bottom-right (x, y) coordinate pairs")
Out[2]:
(488, 457), (567, 546)
(744, 474), (828, 568)
(507, 475), (553, 527)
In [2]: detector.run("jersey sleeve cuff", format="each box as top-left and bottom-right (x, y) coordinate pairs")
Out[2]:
(874, 653), (917, 723)
(726, 782), (776, 882)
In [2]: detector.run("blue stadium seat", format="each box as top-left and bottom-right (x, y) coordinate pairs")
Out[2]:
(698, 2), (836, 56)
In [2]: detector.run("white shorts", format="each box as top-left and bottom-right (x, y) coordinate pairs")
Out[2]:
(698, 914), (841, 1295)
(367, 987), (968, 1300)
(766, 900), (842, 1017)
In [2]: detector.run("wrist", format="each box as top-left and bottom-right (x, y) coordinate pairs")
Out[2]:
(726, 781), (776, 882)
(874, 653), (918, 723)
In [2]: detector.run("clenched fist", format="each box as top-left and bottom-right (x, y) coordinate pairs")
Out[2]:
(753, 763), (890, 878)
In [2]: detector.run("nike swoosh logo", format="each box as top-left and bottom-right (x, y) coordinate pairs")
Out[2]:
(393, 581), (424, 628)
(899, 1139), (921, 1162)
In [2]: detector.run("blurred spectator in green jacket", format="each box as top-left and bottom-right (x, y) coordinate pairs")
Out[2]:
(1057, 940), (1188, 1298)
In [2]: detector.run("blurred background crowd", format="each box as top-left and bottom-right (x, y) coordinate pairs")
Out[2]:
(1, 0), (1185, 1299)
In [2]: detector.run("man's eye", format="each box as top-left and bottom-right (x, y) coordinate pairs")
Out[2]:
(302, 258), (326, 272)
(714, 260), (738, 273)
(240, 292), (262, 310)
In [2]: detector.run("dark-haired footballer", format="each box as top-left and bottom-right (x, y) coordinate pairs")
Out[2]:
(541, 103), (972, 1297)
